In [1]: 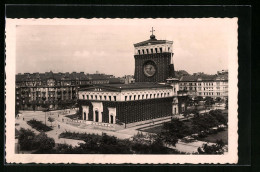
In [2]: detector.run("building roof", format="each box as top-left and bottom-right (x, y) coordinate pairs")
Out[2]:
(134, 35), (173, 47)
(79, 83), (172, 92)
(16, 71), (114, 82)
(180, 74), (228, 82)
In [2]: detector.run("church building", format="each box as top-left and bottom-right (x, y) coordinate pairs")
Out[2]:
(78, 29), (187, 126)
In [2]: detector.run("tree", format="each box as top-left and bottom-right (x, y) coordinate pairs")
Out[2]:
(197, 139), (225, 154)
(48, 116), (55, 127)
(18, 128), (37, 150)
(15, 104), (20, 117)
(34, 132), (55, 152)
(160, 119), (192, 146)
(225, 97), (228, 109)
(216, 97), (222, 102)
(204, 97), (214, 110)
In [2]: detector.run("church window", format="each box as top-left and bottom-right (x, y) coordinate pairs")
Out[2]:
(109, 96), (111, 101)
(151, 49), (153, 54)
(161, 93), (163, 97)
(83, 95), (85, 99)
(138, 50), (140, 55)
(146, 94), (148, 99)
(138, 95), (140, 100)
(129, 96), (132, 100)
(154, 94), (156, 98)
(104, 96), (106, 100)
(155, 48), (158, 53)
(142, 50), (145, 54)
(91, 95), (93, 99)
(87, 95), (89, 99)
(146, 49), (149, 54)
(160, 47), (162, 53)
(114, 96), (116, 101)
(157, 93), (159, 97)
(134, 95), (136, 100)
(164, 93), (166, 97)
(125, 96), (127, 101)
(150, 94), (152, 98)
(100, 96), (102, 100)
(95, 95), (97, 100)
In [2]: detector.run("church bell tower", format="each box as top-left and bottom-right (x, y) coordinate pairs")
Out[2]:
(134, 28), (175, 83)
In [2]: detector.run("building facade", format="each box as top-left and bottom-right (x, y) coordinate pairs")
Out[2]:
(15, 72), (119, 110)
(78, 32), (188, 125)
(179, 74), (228, 99)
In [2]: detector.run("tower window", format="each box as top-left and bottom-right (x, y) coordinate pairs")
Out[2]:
(160, 47), (162, 53)
(138, 50), (140, 55)
(151, 49), (153, 54)
(155, 48), (158, 53)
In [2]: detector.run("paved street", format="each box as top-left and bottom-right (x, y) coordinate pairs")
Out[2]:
(16, 109), (215, 153)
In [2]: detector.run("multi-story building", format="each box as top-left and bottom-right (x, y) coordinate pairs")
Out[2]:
(15, 71), (121, 110)
(179, 74), (228, 99)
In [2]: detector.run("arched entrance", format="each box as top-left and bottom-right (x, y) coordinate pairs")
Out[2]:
(84, 112), (86, 120)
(110, 115), (114, 124)
(95, 110), (99, 122)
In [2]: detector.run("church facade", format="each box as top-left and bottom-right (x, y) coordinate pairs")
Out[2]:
(78, 31), (187, 125)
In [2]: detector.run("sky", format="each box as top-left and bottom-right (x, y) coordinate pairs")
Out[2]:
(16, 18), (237, 77)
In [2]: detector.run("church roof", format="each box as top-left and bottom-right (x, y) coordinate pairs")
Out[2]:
(79, 83), (172, 92)
(134, 35), (173, 47)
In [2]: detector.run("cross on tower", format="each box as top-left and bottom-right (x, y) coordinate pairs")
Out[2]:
(150, 27), (155, 35)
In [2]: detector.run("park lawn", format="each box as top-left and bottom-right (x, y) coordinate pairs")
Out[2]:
(197, 130), (228, 145)
(65, 113), (80, 120)
(139, 120), (193, 134)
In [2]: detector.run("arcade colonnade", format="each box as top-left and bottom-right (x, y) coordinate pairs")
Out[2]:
(82, 102), (116, 124)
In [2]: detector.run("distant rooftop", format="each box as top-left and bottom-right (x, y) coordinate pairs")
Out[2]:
(16, 71), (114, 82)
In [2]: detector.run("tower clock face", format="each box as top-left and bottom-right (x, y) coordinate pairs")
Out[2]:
(143, 61), (156, 77)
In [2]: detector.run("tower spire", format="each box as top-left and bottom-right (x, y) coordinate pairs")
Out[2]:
(150, 27), (155, 35)
(150, 27), (156, 39)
